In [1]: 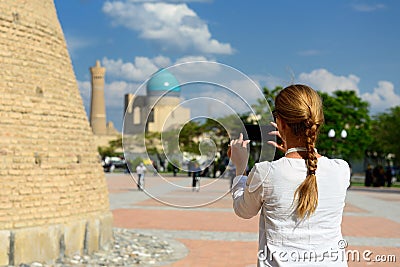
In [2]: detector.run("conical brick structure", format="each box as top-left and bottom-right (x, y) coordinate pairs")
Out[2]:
(0, 0), (113, 265)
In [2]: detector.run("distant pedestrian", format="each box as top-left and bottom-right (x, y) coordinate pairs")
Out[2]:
(136, 163), (147, 190)
(373, 165), (385, 187)
(386, 166), (393, 187)
(365, 164), (373, 187)
(188, 160), (194, 177)
(152, 160), (158, 175)
(192, 162), (201, 192)
(226, 161), (236, 189)
(173, 166), (179, 176)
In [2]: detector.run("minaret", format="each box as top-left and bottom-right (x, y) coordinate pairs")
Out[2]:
(90, 60), (107, 135)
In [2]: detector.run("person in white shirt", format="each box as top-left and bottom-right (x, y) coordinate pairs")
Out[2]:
(136, 163), (147, 191)
(229, 84), (350, 266)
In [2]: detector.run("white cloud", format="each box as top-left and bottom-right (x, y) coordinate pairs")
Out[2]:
(352, 3), (386, 12)
(77, 80), (91, 108)
(298, 68), (360, 94)
(152, 55), (173, 67)
(227, 78), (263, 104)
(181, 86), (256, 119)
(103, 55), (218, 83)
(102, 1), (233, 54)
(174, 55), (211, 64)
(64, 34), (92, 57)
(361, 81), (400, 113)
(102, 56), (171, 81)
(172, 57), (222, 80)
(105, 81), (141, 107)
(78, 79), (141, 108)
(297, 68), (400, 114)
(250, 74), (292, 90)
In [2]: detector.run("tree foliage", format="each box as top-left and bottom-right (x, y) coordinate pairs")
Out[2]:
(370, 106), (400, 165)
(317, 91), (371, 160)
(262, 86), (282, 111)
(98, 136), (123, 158)
(179, 121), (202, 154)
(252, 86), (282, 123)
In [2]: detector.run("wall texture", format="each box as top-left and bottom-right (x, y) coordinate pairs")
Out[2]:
(0, 0), (113, 265)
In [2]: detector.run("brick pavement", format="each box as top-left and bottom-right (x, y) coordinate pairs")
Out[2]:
(107, 173), (400, 266)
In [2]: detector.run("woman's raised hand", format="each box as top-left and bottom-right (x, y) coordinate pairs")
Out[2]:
(267, 122), (286, 153)
(228, 133), (250, 176)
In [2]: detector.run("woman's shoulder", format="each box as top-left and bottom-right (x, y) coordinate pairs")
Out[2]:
(256, 156), (289, 166)
(255, 157), (349, 173)
(254, 160), (272, 169)
(319, 157), (351, 177)
(246, 161), (275, 191)
(320, 157), (349, 168)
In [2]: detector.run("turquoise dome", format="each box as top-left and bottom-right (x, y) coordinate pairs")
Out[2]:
(147, 69), (180, 96)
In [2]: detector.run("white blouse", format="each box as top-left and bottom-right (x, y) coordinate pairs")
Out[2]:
(232, 156), (350, 267)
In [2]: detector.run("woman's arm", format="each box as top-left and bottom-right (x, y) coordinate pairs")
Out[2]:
(231, 171), (263, 219)
(229, 134), (263, 219)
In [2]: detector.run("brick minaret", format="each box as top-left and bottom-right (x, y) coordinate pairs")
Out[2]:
(90, 60), (107, 135)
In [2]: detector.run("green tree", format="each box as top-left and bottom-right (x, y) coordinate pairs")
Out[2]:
(178, 121), (202, 154)
(98, 136), (123, 158)
(317, 90), (371, 161)
(145, 131), (161, 155)
(370, 106), (400, 165)
(109, 136), (122, 148)
(98, 146), (119, 159)
(262, 86), (282, 111)
(251, 86), (282, 124)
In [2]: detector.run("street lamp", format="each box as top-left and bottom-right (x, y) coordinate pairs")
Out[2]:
(328, 129), (347, 139)
(340, 129), (347, 139)
(328, 129), (335, 138)
(328, 128), (347, 158)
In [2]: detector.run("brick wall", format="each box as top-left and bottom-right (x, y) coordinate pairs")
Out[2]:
(0, 0), (112, 264)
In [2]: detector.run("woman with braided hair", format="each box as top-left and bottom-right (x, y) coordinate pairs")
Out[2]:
(230, 84), (350, 266)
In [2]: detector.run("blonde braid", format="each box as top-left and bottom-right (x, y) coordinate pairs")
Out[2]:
(274, 84), (324, 219)
(294, 118), (319, 219)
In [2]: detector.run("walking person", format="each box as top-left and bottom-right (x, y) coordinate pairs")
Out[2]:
(385, 166), (393, 187)
(365, 164), (373, 186)
(136, 162), (147, 191)
(372, 165), (385, 187)
(227, 161), (236, 189)
(229, 84), (351, 266)
(192, 161), (201, 192)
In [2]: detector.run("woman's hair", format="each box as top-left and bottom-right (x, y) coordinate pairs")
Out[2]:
(274, 84), (324, 219)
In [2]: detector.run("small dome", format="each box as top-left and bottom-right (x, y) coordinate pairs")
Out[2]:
(147, 69), (180, 96)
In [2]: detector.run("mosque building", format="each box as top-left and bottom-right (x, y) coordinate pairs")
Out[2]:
(124, 68), (190, 135)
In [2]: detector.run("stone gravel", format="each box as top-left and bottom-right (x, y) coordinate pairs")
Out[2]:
(15, 228), (187, 267)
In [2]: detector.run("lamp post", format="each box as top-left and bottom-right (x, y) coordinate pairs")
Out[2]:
(328, 128), (347, 158)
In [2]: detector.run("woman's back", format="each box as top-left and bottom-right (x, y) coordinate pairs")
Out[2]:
(230, 84), (350, 266)
(253, 156), (350, 265)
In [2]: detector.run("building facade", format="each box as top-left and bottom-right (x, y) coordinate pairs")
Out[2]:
(124, 69), (190, 135)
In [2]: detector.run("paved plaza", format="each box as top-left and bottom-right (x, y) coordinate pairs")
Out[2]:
(107, 173), (400, 267)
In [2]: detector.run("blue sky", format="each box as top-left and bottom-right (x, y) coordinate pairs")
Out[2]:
(54, 0), (400, 131)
